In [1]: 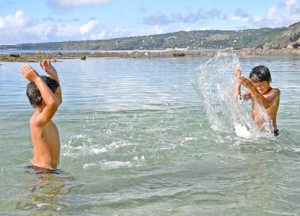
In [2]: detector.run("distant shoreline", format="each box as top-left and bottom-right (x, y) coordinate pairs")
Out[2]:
(0, 49), (300, 62)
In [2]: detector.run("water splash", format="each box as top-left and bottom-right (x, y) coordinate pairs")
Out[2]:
(192, 52), (273, 139)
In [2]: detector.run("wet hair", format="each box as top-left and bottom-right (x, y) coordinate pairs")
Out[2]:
(249, 65), (271, 82)
(26, 76), (59, 107)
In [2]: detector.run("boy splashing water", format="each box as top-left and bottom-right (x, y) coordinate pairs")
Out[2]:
(235, 65), (280, 136)
(21, 59), (62, 172)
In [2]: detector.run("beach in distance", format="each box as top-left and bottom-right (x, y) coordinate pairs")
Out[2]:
(1, 48), (300, 62)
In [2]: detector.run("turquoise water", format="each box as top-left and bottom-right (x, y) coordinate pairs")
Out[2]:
(0, 54), (299, 215)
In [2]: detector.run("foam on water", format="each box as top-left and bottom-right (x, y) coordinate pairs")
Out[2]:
(62, 133), (147, 170)
(233, 123), (251, 139)
(82, 157), (146, 170)
(192, 52), (274, 140)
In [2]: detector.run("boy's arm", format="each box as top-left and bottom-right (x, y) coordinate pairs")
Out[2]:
(239, 77), (279, 109)
(21, 64), (59, 126)
(234, 65), (242, 99)
(40, 59), (62, 105)
(234, 65), (251, 101)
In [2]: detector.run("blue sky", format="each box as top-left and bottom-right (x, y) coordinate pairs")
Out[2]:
(0, 0), (299, 45)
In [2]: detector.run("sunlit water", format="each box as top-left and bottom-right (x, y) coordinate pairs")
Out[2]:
(0, 54), (299, 215)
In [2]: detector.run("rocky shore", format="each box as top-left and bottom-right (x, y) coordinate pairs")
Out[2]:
(1, 48), (300, 62)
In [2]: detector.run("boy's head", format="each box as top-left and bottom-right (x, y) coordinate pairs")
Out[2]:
(26, 76), (59, 107)
(249, 65), (272, 95)
(249, 65), (271, 83)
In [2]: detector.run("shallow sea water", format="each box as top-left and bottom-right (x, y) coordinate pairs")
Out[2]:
(0, 54), (299, 215)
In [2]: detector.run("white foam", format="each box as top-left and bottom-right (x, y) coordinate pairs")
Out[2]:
(82, 161), (133, 170)
(100, 161), (132, 169)
(234, 123), (251, 139)
(292, 148), (300, 152)
(83, 163), (97, 169)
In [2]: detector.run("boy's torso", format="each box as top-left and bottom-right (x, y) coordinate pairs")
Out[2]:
(30, 118), (60, 170)
(251, 88), (280, 130)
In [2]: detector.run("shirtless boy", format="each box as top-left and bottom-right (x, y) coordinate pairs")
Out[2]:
(235, 65), (280, 136)
(21, 59), (62, 172)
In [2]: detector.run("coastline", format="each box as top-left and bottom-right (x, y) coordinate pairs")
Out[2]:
(0, 48), (300, 62)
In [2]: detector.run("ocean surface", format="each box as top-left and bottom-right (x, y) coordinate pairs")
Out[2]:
(0, 53), (299, 215)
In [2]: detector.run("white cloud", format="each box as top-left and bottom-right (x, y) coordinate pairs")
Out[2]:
(0, 10), (110, 44)
(0, 10), (29, 29)
(89, 29), (107, 40)
(0, 10), (82, 44)
(0, 19), (4, 28)
(219, 0), (300, 30)
(48, 0), (107, 10)
(153, 25), (166, 35)
(252, 16), (262, 23)
(285, 0), (299, 11)
(80, 20), (100, 34)
(142, 9), (223, 26)
(1, 1), (299, 45)
(0, 10), (34, 44)
(23, 23), (79, 41)
(237, 0), (300, 28)
(266, 5), (278, 19)
(228, 15), (249, 22)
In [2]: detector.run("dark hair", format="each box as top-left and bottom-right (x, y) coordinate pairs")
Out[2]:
(26, 76), (59, 107)
(249, 65), (271, 82)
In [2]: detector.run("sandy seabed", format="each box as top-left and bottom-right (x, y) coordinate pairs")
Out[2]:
(0, 49), (300, 62)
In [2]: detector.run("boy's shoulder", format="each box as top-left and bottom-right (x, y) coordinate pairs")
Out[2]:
(30, 112), (40, 127)
(30, 110), (53, 127)
(265, 88), (280, 104)
(271, 88), (280, 95)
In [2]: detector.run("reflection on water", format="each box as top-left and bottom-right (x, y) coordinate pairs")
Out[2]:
(16, 172), (74, 214)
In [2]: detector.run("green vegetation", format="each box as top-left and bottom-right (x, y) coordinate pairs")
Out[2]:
(1, 22), (299, 50)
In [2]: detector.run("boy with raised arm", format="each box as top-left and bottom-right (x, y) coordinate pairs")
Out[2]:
(21, 59), (62, 172)
(235, 65), (280, 136)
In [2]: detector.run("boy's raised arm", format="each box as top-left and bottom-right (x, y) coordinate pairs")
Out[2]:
(234, 65), (251, 101)
(234, 65), (242, 98)
(20, 64), (59, 125)
(40, 59), (62, 105)
(239, 77), (275, 109)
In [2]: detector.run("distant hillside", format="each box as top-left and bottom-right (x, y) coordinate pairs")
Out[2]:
(1, 22), (300, 51)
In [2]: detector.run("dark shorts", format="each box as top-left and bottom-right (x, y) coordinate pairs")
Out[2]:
(274, 129), (279, 137)
(25, 165), (63, 175)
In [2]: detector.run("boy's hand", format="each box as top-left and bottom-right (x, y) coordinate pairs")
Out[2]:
(40, 59), (57, 78)
(239, 76), (255, 91)
(20, 64), (39, 81)
(235, 64), (241, 78)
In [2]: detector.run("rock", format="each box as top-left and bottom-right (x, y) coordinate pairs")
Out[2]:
(293, 43), (300, 48)
(289, 32), (300, 42)
(172, 52), (185, 57)
(9, 54), (20, 58)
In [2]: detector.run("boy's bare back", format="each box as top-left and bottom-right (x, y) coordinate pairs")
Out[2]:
(30, 109), (60, 170)
(21, 60), (62, 170)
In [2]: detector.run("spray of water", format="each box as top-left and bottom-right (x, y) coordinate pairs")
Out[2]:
(192, 52), (274, 139)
